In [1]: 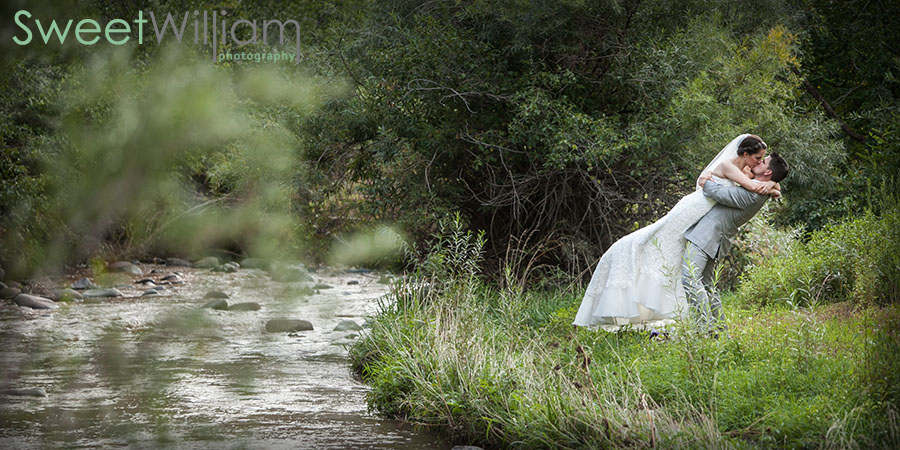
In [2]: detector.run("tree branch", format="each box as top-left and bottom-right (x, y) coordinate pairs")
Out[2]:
(790, 67), (866, 143)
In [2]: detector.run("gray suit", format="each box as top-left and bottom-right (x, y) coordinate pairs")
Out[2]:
(682, 180), (768, 331)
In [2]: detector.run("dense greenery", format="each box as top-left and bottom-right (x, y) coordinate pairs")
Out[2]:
(309, 0), (844, 273)
(3, 0), (898, 278)
(739, 201), (900, 307)
(350, 215), (900, 448)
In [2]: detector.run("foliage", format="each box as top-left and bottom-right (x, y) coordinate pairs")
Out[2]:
(717, 203), (803, 291)
(783, 0), (900, 229)
(2, 0), (893, 279)
(0, 44), (339, 276)
(303, 1), (845, 276)
(737, 200), (900, 307)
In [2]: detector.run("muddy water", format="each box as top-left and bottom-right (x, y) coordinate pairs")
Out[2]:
(0, 266), (448, 449)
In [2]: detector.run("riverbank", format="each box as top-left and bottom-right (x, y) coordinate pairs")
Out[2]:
(349, 276), (900, 448)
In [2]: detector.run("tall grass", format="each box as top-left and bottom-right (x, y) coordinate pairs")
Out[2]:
(350, 215), (900, 448)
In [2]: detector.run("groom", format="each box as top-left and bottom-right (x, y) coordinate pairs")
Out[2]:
(682, 153), (789, 335)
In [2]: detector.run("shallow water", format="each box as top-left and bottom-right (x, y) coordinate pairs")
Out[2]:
(0, 266), (448, 449)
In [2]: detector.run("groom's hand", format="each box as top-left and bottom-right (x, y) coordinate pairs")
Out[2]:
(698, 172), (713, 187)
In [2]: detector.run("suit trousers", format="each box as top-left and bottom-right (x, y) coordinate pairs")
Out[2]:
(682, 241), (724, 332)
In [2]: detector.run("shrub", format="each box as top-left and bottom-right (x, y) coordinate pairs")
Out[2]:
(738, 202), (900, 307)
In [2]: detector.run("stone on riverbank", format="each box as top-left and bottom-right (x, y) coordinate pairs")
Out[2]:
(82, 288), (124, 298)
(334, 320), (362, 332)
(203, 290), (229, 299)
(202, 299), (229, 310)
(266, 319), (313, 333)
(72, 278), (97, 290)
(13, 294), (59, 310)
(0, 287), (22, 299)
(108, 261), (143, 276)
(166, 257), (193, 267)
(228, 302), (261, 311)
(194, 257), (220, 269)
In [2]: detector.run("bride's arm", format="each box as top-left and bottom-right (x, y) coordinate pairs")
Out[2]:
(719, 160), (777, 195)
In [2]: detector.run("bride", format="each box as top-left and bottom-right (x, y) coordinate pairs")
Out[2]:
(573, 134), (780, 329)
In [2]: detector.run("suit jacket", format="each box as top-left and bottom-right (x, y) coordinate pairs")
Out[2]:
(684, 179), (769, 259)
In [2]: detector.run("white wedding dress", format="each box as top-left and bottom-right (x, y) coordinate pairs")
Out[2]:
(572, 134), (749, 329)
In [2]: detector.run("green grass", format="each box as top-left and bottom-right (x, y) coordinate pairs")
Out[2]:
(350, 279), (900, 449)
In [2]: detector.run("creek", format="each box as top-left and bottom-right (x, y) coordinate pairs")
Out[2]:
(0, 265), (448, 449)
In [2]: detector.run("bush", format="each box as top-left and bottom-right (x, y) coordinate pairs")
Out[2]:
(737, 202), (900, 307)
(717, 203), (802, 291)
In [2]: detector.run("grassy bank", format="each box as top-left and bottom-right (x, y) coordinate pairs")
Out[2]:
(349, 216), (900, 448)
(350, 281), (899, 448)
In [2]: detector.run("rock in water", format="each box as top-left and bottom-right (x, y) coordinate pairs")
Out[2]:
(72, 278), (97, 290)
(81, 288), (124, 298)
(266, 319), (313, 333)
(228, 302), (261, 311)
(0, 287), (21, 300)
(108, 261), (143, 276)
(333, 320), (363, 332)
(2, 388), (47, 397)
(165, 257), (193, 267)
(194, 257), (220, 269)
(49, 289), (83, 302)
(203, 290), (230, 299)
(13, 294), (59, 310)
(160, 273), (184, 284)
(269, 265), (312, 282)
(313, 283), (333, 290)
(202, 299), (229, 310)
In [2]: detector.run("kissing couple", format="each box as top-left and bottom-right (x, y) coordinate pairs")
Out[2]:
(572, 134), (790, 334)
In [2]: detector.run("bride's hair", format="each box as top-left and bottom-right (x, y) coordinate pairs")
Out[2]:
(738, 135), (767, 155)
